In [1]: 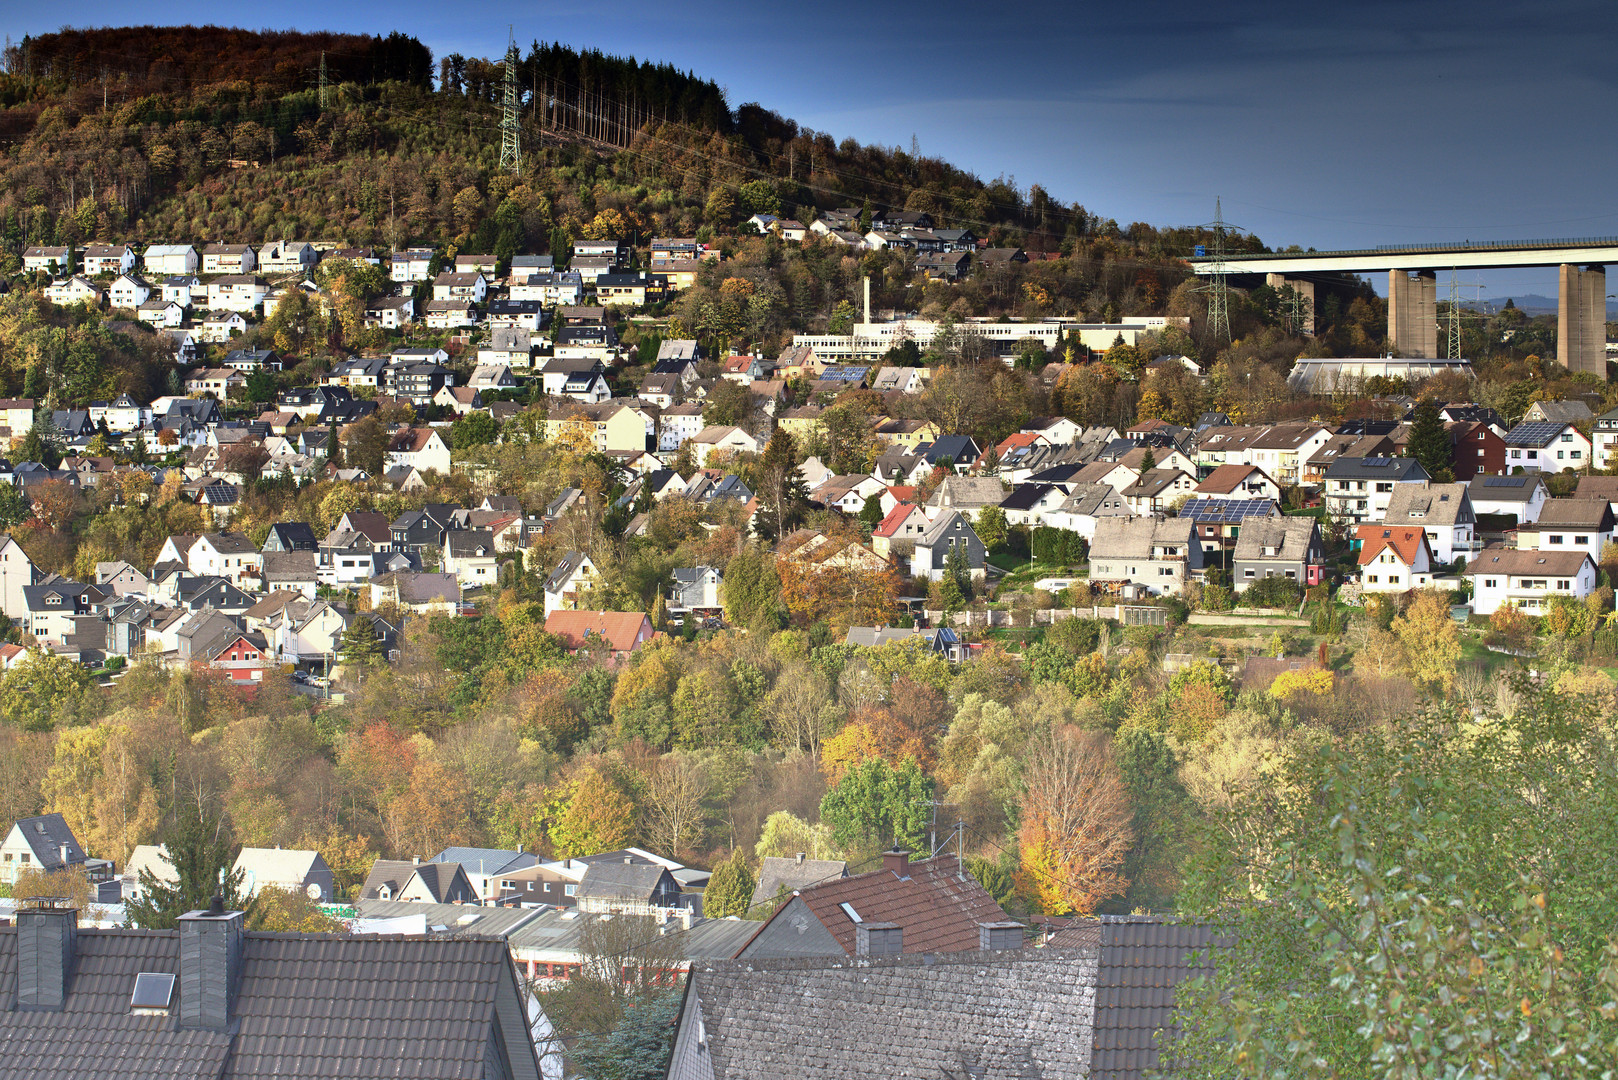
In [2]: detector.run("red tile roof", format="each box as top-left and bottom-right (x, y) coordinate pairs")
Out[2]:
(544, 610), (654, 654)
(744, 853), (1007, 956)
(872, 503), (926, 538)
(1356, 525), (1430, 567)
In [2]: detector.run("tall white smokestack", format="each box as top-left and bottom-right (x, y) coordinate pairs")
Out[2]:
(863, 276), (871, 325)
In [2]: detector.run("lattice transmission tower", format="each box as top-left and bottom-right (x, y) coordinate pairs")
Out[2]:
(1441, 268), (1486, 359)
(499, 29), (522, 174)
(1195, 197), (1238, 344)
(319, 51), (327, 110)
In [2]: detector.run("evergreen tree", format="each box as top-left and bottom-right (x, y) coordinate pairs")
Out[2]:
(341, 616), (383, 667)
(129, 431), (149, 466)
(1138, 448), (1156, 473)
(125, 800), (248, 930)
(1406, 399), (1454, 481)
(703, 849), (756, 918)
(858, 493), (885, 528)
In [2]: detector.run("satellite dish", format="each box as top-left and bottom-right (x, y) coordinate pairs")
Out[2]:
(306, 883), (322, 900)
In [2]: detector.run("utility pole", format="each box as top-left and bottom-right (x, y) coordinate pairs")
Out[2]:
(499, 28), (522, 175)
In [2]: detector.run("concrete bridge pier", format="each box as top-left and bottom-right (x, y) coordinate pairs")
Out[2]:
(1388, 270), (1437, 358)
(1265, 273), (1316, 334)
(1558, 264), (1606, 377)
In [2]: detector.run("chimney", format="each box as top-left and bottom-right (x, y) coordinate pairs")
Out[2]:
(411, 855), (420, 865)
(15, 899), (77, 1011)
(855, 922), (902, 956)
(978, 921), (1025, 952)
(178, 896), (244, 1033)
(794, 852), (806, 864)
(679, 906), (693, 931)
(862, 276), (871, 324)
(882, 849), (910, 878)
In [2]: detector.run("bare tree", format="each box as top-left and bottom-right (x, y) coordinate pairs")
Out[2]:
(1017, 724), (1134, 914)
(641, 753), (712, 859)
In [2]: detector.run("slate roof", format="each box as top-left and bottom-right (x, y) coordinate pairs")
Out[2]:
(5, 813), (86, 870)
(576, 860), (674, 902)
(1232, 516), (1319, 562)
(672, 947), (1100, 1080)
(1091, 916), (1218, 1080)
(1468, 473), (1545, 503)
(0, 926), (538, 1080)
(749, 857), (848, 908)
(431, 847), (535, 876)
(358, 859), (417, 900)
(1323, 456), (1430, 482)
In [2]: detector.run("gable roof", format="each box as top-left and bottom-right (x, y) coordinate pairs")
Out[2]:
(359, 859), (417, 900)
(749, 857), (849, 909)
(1091, 916), (1219, 1080)
(1355, 525), (1431, 566)
(1232, 516), (1319, 562)
(1195, 462), (1272, 494)
(5, 813), (86, 869)
(576, 860), (675, 902)
(543, 610), (652, 653)
(1469, 547), (1594, 577)
(0, 925), (538, 1080)
(744, 853), (1006, 957)
(1531, 497), (1614, 529)
(1382, 482), (1473, 527)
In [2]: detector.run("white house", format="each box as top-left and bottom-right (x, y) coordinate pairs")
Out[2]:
(688, 425), (759, 467)
(1512, 498), (1616, 555)
(233, 847), (335, 901)
(138, 299), (185, 327)
(143, 244), (198, 276)
(81, 244), (136, 276)
(444, 532), (501, 587)
(109, 273), (152, 309)
(22, 245), (72, 274)
(200, 312), (250, 343)
(258, 240), (318, 275)
(161, 275), (202, 306)
(432, 272), (488, 303)
(44, 276), (104, 306)
(206, 275), (270, 313)
(658, 404), (707, 452)
(390, 248), (435, 282)
(1504, 421), (1591, 473)
(544, 551), (599, 616)
(1468, 473), (1549, 524)
(1381, 483), (1477, 564)
(1468, 548), (1597, 616)
(202, 243), (256, 274)
(1088, 516), (1204, 597)
(0, 535), (41, 626)
(385, 427), (452, 475)
(189, 532), (264, 586)
(1354, 525), (1435, 595)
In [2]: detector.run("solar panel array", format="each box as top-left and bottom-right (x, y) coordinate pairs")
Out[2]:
(1179, 498), (1277, 522)
(1505, 421), (1562, 445)
(1482, 475), (1528, 488)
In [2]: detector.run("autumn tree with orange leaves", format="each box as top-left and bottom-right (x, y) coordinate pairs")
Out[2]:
(1015, 724), (1133, 915)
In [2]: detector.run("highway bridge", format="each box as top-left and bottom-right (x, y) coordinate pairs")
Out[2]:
(1189, 237), (1614, 376)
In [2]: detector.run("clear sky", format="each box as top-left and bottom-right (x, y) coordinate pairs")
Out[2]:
(14, 1), (1618, 298)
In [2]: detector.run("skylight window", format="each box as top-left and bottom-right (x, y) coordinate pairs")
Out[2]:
(131, 972), (176, 1012)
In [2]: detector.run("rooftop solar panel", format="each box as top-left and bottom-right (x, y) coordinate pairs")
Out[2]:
(1482, 475), (1527, 488)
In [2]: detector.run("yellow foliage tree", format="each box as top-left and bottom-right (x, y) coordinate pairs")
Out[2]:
(819, 721), (890, 782)
(1269, 667), (1336, 700)
(1391, 589), (1461, 694)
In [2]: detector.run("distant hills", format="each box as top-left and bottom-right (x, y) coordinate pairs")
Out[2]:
(1471, 294), (1618, 317)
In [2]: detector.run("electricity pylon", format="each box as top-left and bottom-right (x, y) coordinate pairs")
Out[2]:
(1441, 268), (1485, 359)
(499, 29), (521, 174)
(1195, 197), (1237, 344)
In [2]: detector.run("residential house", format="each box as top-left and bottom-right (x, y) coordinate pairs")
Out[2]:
(481, 325), (535, 368)
(998, 483), (1070, 527)
(668, 566), (724, 615)
(544, 610), (656, 664)
(23, 583), (99, 642)
(1323, 457), (1432, 523)
(689, 425), (760, 467)
(737, 850), (1006, 960)
(926, 476), (1007, 514)
(260, 552), (320, 599)
(544, 551), (600, 616)
(385, 428), (452, 474)
(870, 503), (935, 559)
(222, 347), (280, 372)
(0, 812), (112, 885)
(1469, 548), (1598, 615)
(109, 273), (152, 309)
(487, 298), (547, 331)
(22, 245), (73, 274)
(228, 847), (334, 902)
(1044, 484), (1132, 541)
(1468, 473), (1549, 525)
(911, 510), (988, 582)
(431, 271), (488, 303)
(574, 860), (684, 915)
(1232, 516), (1325, 590)
(0, 534), (41, 624)
(198, 311), (249, 342)
(1523, 399), (1595, 425)
(1195, 463), (1281, 502)
(595, 271), (667, 306)
(1575, 475), (1618, 516)
(206, 275), (269, 312)
(161, 274), (202, 306)
(749, 855), (849, 910)
(434, 386), (483, 415)
(1593, 406), (1618, 471)
(257, 240), (317, 275)
(79, 243), (135, 276)
(44, 276), (105, 306)
(443, 531), (500, 586)
(1120, 468), (1198, 515)
(1355, 525), (1436, 595)
(365, 295), (415, 329)
(389, 247), (436, 281)
(1504, 420), (1590, 472)
(1382, 483), (1478, 564)
(187, 532), (262, 586)
(510, 270), (584, 305)
(368, 571), (461, 616)
(1088, 516), (1204, 597)
(138, 298), (185, 327)
(142, 244), (198, 275)
(423, 299), (478, 329)
(202, 242), (256, 273)
(1513, 498), (1616, 555)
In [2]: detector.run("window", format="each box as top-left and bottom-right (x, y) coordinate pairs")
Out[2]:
(1285, 570), (1297, 578)
(1244, 569), (1256, 578)
(1368, 575), (1379, 584)
(1561, 433), (1573, 443)
(1548, 535), (1564, 545)
(565, 884), (577, 897)
(1574, 536), (1588, 544)
(543, 882), (552, 892)
(1484, 578), (1497, 588)
(1511, 449), (1522, 459)
(1528, 451), (1538, 460)
(21, 853), (30, 863)
(1478, 448), (1485, 456)
(1557, 580), (1571, 590)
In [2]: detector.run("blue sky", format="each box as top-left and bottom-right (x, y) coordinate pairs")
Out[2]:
(16, 1), (1618, 297)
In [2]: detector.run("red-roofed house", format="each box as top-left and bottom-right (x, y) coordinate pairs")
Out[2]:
(871, 503), (932, 559)
(544, 610), (656, 665)
(1355, 525), (1434, 595)
(1193, 463), (1280, 502)
(735, 851), (1010, 959)
(979, 432), (1046, 469)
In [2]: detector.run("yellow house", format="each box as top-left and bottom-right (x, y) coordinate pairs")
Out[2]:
(874, 418), (939, 450)
(544, 402), (653, 454)
(777, 405), (825, 442)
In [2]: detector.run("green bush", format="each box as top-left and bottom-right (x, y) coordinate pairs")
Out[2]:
(1030, 527), (1086, 565)
(1242, 575), (1303, 610)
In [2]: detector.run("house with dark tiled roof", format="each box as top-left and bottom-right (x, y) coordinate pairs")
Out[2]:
(1513, 497), (1616, 554)
(748, 855), (848, 911)
(0, 813), (113, 885)
(736, 851), (1006, 960)
(359, 859), (480, 904)
(575, 859), (684, 915)
(1323, 456), (1431, 523)
(0, 899), (542, 1080)
(911, 510), (987, 582)
(1232, 516), (1325, 590)
(1382, 482), (1477, 563)
(1468, 546), (1597, 615)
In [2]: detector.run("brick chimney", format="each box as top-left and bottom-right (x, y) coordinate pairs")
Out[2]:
(978, 921), (1025, 951)
(178, 896), (244, 1032)
(882, 849), (910, 878)
(15, 899), (77, 1011)
(855, 922), (902, 956)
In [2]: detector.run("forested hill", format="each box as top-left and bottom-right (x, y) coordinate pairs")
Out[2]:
(0, 25), (1264, 258)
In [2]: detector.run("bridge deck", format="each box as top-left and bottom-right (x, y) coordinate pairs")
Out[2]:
(1190, 236), (1618, 275)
